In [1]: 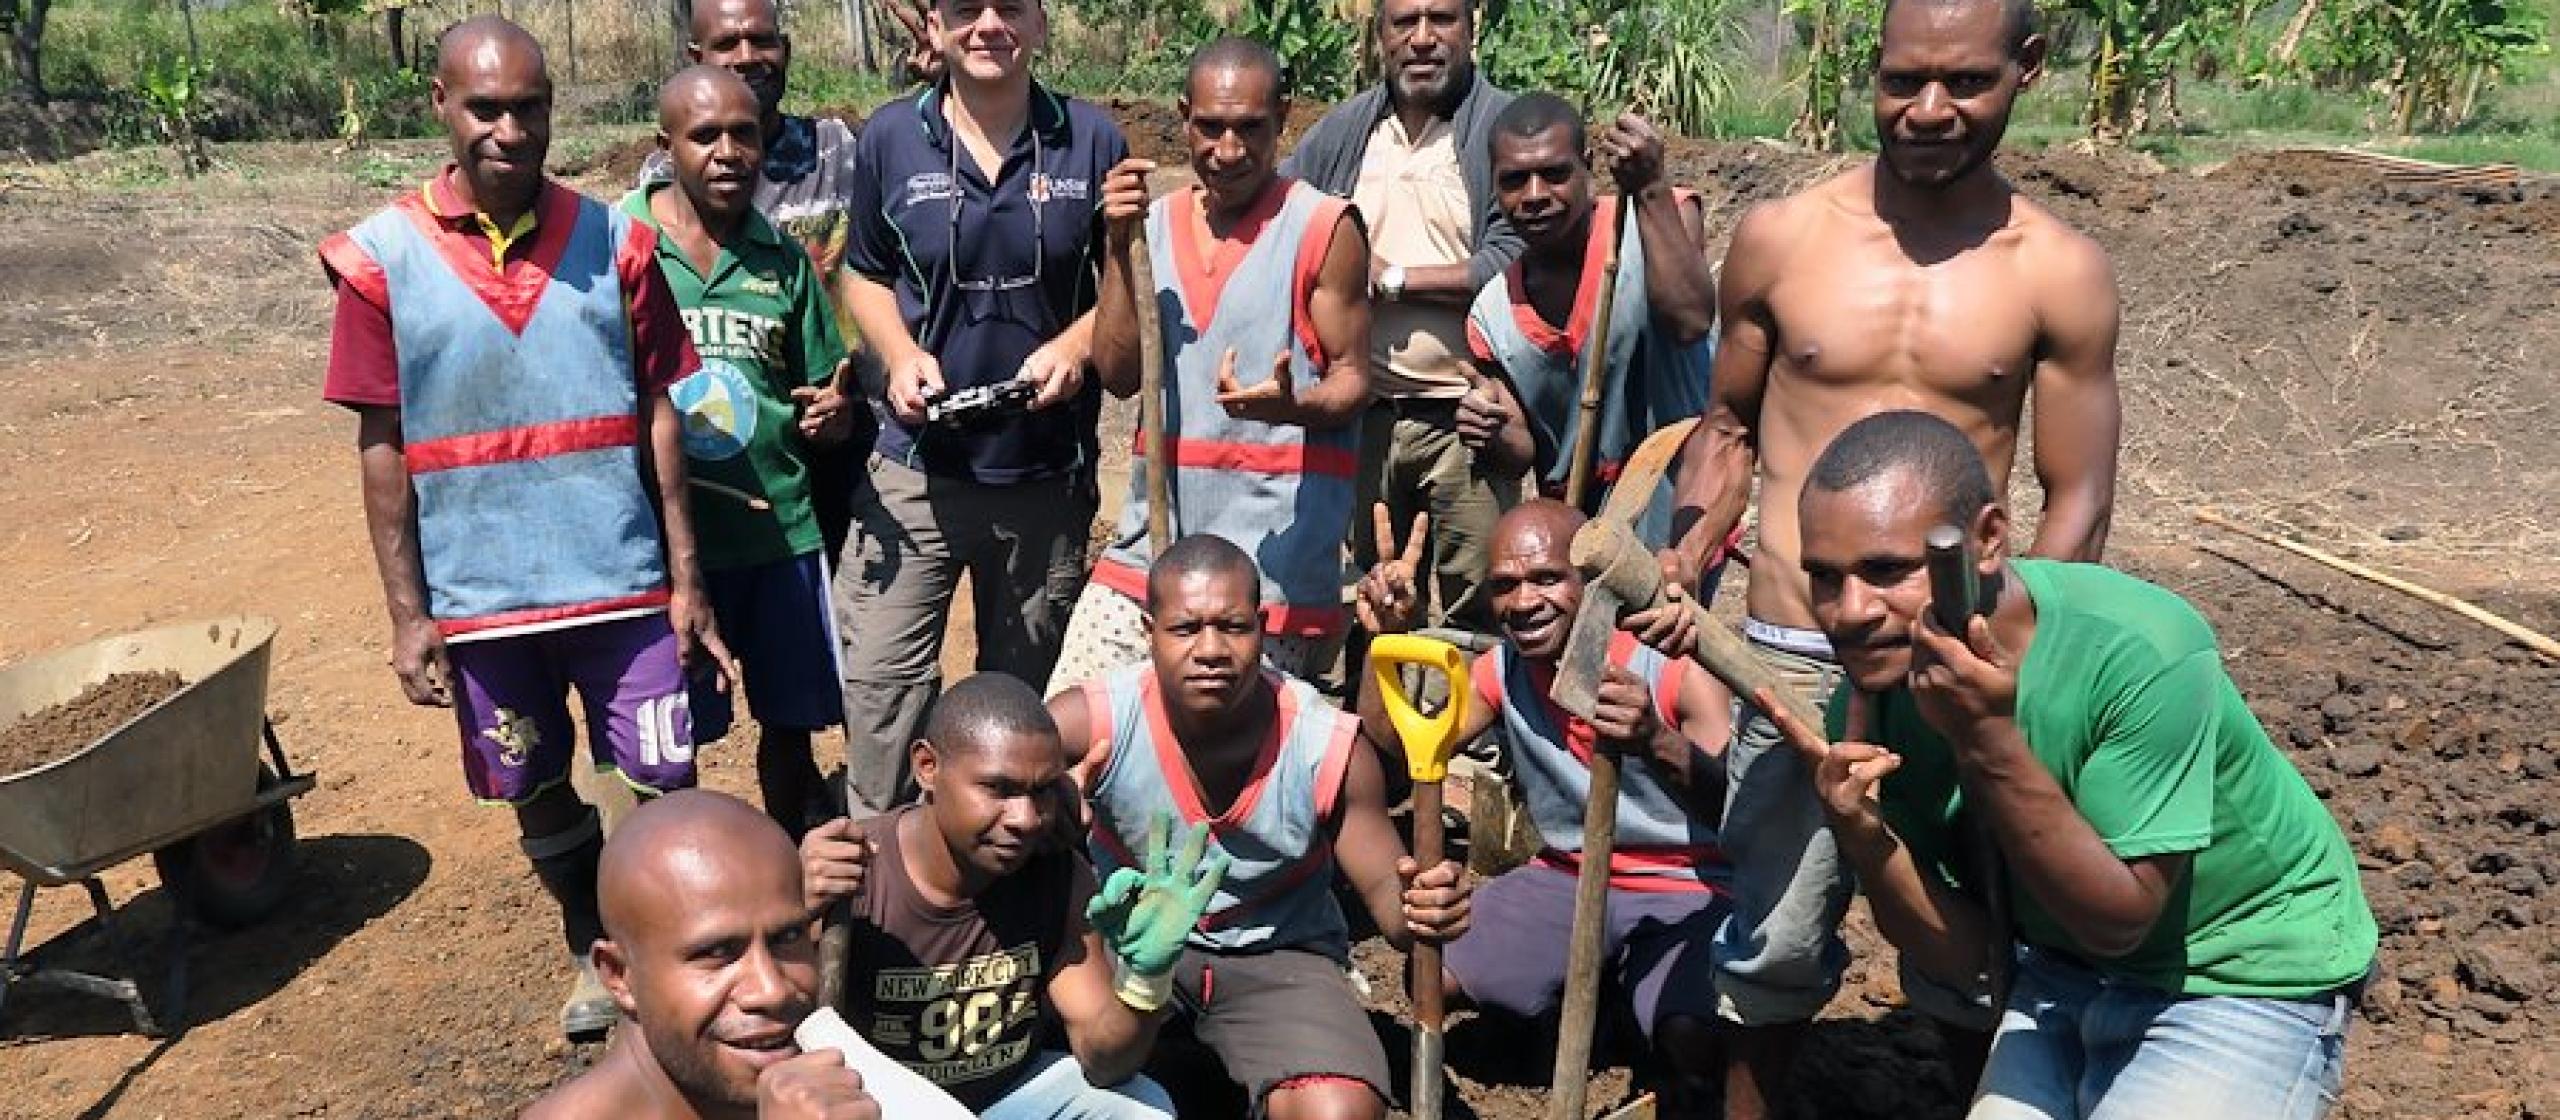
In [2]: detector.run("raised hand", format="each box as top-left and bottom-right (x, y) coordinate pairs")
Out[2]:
(799, 818), (874, 912)
(1621, 548), (1698, 657)
(1586, 663), (1660, 752)
(1213, 348), (1300, 426)
(1911, 612), (2019, 742)
(1087, 813), (1229, 1010)
(1757, 686), (1900, 827)
(1354, 502), (1430, 636)
(1596, 112), (1667, 198)
(1101, 157), (1156, 245)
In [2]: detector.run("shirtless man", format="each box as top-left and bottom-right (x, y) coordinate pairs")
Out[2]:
(1653, 1), (2120, 1113)
(523, 790), (880, 1120)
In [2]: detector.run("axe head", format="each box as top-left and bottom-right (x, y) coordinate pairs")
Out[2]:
(1550, 581), (1624, 721)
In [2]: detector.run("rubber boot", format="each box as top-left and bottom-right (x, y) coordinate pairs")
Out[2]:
(523, 812), (615, 1041)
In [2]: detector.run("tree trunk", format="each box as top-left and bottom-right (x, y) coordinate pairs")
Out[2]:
(386, 5), (407, 71)
(2271, 0), (2320, 66)
(844, 0), (876, 74)
(11, 0), (49, 103)
(670, 0), (692, 69)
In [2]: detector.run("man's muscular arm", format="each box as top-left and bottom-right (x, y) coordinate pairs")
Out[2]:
(1288, 210), (1378, 428)
(356, 406), (450, 707)
(1333, 744), (1468, 952)
(1668, 203), (1785, 577)
(2023, 232), (2120, 562)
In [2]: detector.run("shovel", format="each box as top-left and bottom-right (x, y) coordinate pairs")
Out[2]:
(1367, 634), (1473, 1120)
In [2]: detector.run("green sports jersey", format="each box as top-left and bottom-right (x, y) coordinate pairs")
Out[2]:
(1829, 558), (2376, 998)
(622, 185), (848, 571)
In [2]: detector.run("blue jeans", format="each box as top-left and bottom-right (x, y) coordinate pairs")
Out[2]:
(977, 1050), (1176, 1120)
(1970, 948), (2358, 1120)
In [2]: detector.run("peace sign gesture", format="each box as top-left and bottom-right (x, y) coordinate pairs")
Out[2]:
(1088, 813), (1230, 1008)
(1214, 348), (1302, 426)
(1754, 686), (1901, 830)
(1356, 502), (1431, 635)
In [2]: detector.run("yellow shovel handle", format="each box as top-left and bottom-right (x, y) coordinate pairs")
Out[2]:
(1367, 634), (1471, 783)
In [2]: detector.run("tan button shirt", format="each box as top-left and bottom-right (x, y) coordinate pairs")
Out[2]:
(1352, 113), (1478, 399)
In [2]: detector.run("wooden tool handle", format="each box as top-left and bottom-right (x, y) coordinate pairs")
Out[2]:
(1130, 227), (1172, 553)
(1409, 778), (1447, 1032)
(1548, 749), (1621, 1120)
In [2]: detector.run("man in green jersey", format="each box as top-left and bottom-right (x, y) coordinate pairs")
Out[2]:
(626, 67), (857, 836)
(1756, 409), (2374, 1119)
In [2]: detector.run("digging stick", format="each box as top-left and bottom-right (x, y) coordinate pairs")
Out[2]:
(1132, 226), (1172, 554)
(1925, 525), (2014, 1010)
(1561, 196), (1628, 511)
(2194, 510), (2560, 662)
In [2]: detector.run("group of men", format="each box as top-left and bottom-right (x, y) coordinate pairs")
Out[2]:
(321, 0), (2379, 1117)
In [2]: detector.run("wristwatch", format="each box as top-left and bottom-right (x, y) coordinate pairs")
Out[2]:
(1376, 264), (1408, 302)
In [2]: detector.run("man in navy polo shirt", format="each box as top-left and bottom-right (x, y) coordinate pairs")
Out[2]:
(835, 0), (1142, 817)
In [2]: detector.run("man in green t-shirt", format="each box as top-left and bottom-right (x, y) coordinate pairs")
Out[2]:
(625, 66), (855, 836)
(1755, 409), (2374, 1119)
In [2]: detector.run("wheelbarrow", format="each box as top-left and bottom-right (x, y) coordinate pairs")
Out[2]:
(0, 616), (314, 1036)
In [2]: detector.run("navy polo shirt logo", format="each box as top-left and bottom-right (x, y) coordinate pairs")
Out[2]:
(1027, 173), (1089, 203)
(905, 171), (958, 206)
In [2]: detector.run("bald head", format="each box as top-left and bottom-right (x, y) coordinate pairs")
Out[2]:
(437, 16), (548, 86)
(599, 790), (804, 945)
(690, 0), (781, 41)
(1491, 498), (1585, 563)
(1881, 0), (2041, 54)
(659, 64), (757, 133)
(1146, 534), (1262, 614)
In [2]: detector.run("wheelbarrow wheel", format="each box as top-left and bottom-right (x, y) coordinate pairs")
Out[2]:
(153, 765), (298, 930)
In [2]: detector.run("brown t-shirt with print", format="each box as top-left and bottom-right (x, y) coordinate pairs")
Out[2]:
(838, 807), (1081, 1110)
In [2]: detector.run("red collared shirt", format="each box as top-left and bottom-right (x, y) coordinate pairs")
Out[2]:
(322, 167), (695, 408)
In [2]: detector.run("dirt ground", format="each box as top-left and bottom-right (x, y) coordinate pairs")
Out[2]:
(1, 114), (2556, 1120)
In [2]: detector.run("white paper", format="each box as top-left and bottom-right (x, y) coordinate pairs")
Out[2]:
(793, 1005), (978, 1119)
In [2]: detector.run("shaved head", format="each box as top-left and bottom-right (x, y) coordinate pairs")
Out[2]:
(658, 64), (758, 133)
(437, 15), (547, 85)
(922, 673), (1060, 760)
(1147, 534), (1262, 614)
(1882, 0), (2041, 54)
(599, 789), (804, 944)
(1491, 497), (1585, 559)
(592, 790), (816, 1114)
(690, 0), (781, 41)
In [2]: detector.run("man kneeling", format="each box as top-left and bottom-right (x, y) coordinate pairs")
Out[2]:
(524, 790), (879, 1119)
(799, 673), (1192, 1118)
(1359, 499), (1739, 1117)
(1770, 410), (2376, 1119)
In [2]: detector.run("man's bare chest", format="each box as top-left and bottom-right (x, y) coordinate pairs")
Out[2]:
(1763, 243), (2042, 401)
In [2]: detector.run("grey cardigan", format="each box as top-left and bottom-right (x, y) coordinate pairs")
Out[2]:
(1280, 70), (1524, 292)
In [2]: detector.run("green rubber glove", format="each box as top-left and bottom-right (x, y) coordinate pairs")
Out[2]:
(1087, 813), (1229, 1009)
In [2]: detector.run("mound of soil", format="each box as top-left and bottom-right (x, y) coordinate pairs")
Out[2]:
(0, 670), (187, 777)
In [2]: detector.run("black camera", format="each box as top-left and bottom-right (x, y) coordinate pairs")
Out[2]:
(924, 378), (1037, 428)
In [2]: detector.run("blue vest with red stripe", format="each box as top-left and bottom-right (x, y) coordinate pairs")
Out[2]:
(1093, 179), (1354, 637)
(329, 187), (668, 637)
(1078, 663), (1360, 958)
(1477, 631), (1729, 892)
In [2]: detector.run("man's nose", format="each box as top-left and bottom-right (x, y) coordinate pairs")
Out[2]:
(731, 939), (793, 1014)
(1840, 577), (1890, 625)
(1909, 82), (1957, 127)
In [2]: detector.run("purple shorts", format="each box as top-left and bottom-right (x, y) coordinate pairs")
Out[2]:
(1443, 864), (1731, 1043)
(691, 551), (844, 740)
(448, 613), (696, 804)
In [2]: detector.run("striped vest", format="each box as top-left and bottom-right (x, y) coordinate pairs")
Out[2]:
(1476, 630), (1728, 892)
(321, 186), (668, 638)
(1092, 179), (1356, 637)
(1078, 663), (1361, 957)
(1466, 195), (1712, 535)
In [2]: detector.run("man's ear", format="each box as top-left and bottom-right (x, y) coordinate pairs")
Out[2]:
(656, 127), (672, 153)
(1972, 502), (2011, 575)
(594, 938), (640, 1017)
(429, 76), (450, 115)
(2015, 34), (2049, 90)
(912, 738), (940, 799)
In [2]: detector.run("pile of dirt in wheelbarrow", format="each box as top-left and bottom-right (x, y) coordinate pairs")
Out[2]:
(0, 670), (186, 777)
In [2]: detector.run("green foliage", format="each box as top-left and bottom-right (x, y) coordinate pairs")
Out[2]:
(1782, 0), (1884, 149)
(1237, 0), (1359, 101)
(1058, 0), (1359, 101)
(1478, 0), (1746, 136)
(2304, 0), (2548, 131)
(46, 0), (430, 144)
